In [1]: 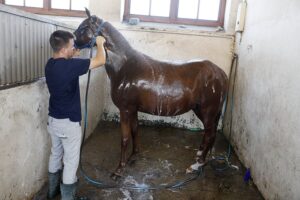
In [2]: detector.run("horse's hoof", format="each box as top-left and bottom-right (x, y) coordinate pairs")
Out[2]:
(186, 162), (204, 174)
(186, 167), (193, 174)
(128, 159), (136, 166)
(195, 150), (204, 161)
(110, 172), (122, 181)
(197, 150), (203, 156)
(128, 153), (139, 166)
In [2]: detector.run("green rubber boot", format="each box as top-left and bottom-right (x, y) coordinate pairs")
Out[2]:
(47, 170), (62, 199)
(60, 182), (88, 200)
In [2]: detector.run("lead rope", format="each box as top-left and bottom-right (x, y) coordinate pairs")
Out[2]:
(79, 41), (117, 188)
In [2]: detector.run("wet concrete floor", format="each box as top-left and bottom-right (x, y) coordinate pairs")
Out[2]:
(34, 121), (264, 200)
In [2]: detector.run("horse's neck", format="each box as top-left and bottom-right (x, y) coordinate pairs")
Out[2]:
(101, 22), (135, 80)
(102, 22), (133, 56)
(104, 49), (127, 80)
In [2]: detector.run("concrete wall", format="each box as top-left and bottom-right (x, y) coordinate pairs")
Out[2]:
(0, 59), (106, 199)
(0, 81), (49, 200)
(89, 0), (238, 129)
(225, 0), (300, 199)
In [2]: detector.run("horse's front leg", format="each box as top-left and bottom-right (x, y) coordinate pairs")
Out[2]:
(112, 110), (132, 179)
(128, 112), (139, 163)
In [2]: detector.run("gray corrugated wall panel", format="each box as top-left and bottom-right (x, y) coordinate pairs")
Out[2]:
(16, 16), (22, 82)
(0, 7), (75, 88)
(0, 15), (4, 85)
(21, 18), (26, 82)
(0, 17), (3, 85)
(2, 13), (8, 84)
(4, 13), (12, 84)
(34, 21), (38, 79)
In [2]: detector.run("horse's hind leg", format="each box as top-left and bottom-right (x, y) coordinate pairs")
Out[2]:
(186, 106), (221, 173)
(198, 111), (221, 163)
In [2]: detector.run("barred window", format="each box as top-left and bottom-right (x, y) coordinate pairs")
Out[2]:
(123, 0), (226, 27)
(1, 0), (89, 17)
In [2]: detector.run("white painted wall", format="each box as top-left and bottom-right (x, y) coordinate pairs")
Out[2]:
(225, 0), (300, 199)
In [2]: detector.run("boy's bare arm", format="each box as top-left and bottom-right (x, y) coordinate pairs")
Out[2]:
(89, 36), (106, 69)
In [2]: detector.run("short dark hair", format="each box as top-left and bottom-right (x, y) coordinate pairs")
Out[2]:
(49, 30), (74, 52)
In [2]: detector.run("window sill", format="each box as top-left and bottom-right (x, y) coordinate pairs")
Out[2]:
(0, 4), (75, 29)
(2, 4), (85, 17)
(115, 21), (234, 39)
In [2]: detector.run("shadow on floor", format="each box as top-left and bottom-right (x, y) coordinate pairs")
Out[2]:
(34, 121), (264, 200)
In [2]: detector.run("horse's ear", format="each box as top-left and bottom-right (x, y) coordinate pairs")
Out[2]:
(85, 7), (91, 18)
(91, 16), (97, 23)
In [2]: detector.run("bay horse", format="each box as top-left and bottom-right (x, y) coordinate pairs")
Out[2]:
(74, 9), (228, 178)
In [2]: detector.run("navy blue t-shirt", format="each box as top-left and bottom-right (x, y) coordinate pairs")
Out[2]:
(45, 58), (90, 122)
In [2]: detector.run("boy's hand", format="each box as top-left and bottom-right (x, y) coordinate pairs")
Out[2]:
(73, 48), (81, 57)
(96, 36), (106, 46)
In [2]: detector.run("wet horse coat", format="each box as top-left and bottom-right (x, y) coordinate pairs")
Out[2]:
(74, 11), (229, 176)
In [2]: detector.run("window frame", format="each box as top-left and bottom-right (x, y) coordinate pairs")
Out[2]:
(123, 0), (227, 27)
(1, 0), (86, 17)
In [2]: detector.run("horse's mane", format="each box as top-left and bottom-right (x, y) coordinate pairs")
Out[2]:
(102, 21), (134, 56)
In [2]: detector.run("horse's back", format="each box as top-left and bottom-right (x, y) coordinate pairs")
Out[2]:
(133, 56), (228, 93)
(125, 54), (226, 80)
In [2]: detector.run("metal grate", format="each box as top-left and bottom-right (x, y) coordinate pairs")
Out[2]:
(0, 4), (77, 89)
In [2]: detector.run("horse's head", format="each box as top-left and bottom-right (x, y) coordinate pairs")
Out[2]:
(74, 8), (104, 49)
